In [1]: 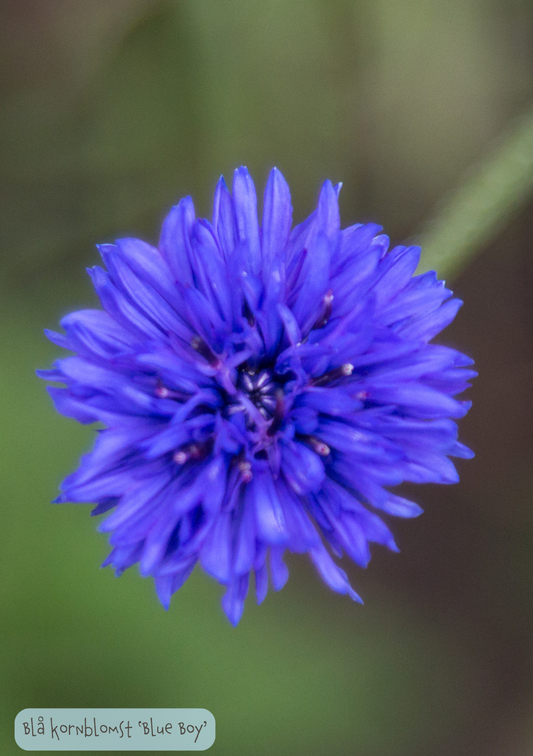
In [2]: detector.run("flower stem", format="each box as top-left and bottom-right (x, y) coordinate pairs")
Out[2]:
(416, 106), (533, 279)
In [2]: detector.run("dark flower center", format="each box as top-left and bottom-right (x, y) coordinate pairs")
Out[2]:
(236, 368), (278, 418)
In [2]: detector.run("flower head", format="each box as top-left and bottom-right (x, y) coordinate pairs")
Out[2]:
(39, 167), (475, 624)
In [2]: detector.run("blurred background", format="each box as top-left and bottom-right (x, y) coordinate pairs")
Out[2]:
(1, 1), (533, 754)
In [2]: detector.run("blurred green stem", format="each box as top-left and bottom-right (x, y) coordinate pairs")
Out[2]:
(416, 106), (533, 278)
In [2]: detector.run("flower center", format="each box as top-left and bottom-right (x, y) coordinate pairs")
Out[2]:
(236, 368), (278, 418)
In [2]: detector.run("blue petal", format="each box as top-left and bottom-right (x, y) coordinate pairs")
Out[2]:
(155, 563), (195, 610)
(98, 244), (192, 341)
(275, 479), (320, 551)
(281, 441), (325, 495)
(47, 387), (99, 424)
(372, 494), (424, 518)
(290, 231), (330, 334)
(450, 441), (475, 459)
(328, 510), (371, 567)
(212, 176), (236, 258)
(322, 481), (399, 551)
(277, 303), (302, 346)
(298, 387), (362, 416)
(316, 420), (400, 462)
(159, 197), (195, 286)
(234, 498), (257, 575)
(139, 513), (183, 577)
(330, 226), (383, 300)
(59, 309), (139, 361)
(379, 276), (452, 325)
(191, 220), (234, 323)
(362, 382), (469, 418)
(44, 328), (71, 351)
(200, 511), (233, 583)
(232, 167), (261, 276)
(88, 266), (163, 341)
(285, 212), (315, 288)
(61, 468), (133, 502)
(202, 456), (229, 513)
(255, 562), (268, 604)
(261, 167), (292, 270)
(102, 543), (143, 576)
(222, 573), (250, 626)
(372, 246), (421, 306)
(289, 406), (318, 434)
(404, 449), (460, 484)
(269, 546), (289, 590)
(397, 298), (463, 342)
(98, 473), (172, 531)
(316, 179), (340, 237)
(248, 471), (287, 545)
(114, 238), (185, 311)
(308, 541), (363, 602)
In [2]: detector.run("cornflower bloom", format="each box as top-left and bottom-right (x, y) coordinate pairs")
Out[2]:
(39, 167), (475, 624)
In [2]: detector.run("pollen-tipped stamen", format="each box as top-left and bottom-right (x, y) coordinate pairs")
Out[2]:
(173, 442), (210, 465)
(155, 380), (189, 401)
(312, 289), (334, 329)
(303, 435), (331, 456)
(191, 336), (221, 367)
(310, 363), (354, 387)
(238, 460), (253, 482)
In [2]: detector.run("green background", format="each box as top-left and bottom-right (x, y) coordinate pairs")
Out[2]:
(2, 2), (533, 754)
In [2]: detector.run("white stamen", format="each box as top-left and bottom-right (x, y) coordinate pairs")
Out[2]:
(242, 374), (254, 392)
(227, 404), (245, 414)
(238, 460), (253, 482)
(308, 436), (331, 456)
(256, 370), (271, 389)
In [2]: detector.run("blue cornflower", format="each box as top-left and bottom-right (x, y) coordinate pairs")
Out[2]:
(39, 167), (475, 624)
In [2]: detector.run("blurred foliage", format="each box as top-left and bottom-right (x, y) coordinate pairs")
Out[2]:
(417, 106), (533, 278)
(2, 1), (533, 754)
(2, 0), (532, 284)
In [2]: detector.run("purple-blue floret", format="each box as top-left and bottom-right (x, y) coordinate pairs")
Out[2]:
(39, 167), (475, 625)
